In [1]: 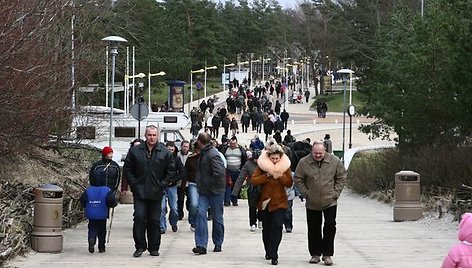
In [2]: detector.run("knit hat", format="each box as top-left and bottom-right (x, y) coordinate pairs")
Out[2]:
(102, 146), (113, 157)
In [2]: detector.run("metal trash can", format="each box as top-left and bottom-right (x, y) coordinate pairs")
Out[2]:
(393, 171), (423, 221)
(31, 184), (63, 252)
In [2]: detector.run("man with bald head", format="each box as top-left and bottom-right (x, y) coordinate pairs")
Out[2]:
(294, 140), (347, 266)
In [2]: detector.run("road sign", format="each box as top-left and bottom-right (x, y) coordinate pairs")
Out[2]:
(196, 82), (202, 91)
(130, 103), (149, 121)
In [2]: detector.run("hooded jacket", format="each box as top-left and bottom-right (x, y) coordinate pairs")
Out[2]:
(442, 213), (472, 268)
(294, 152), (347, 211)
(251, 150), (292, 212)
(80, 176), (117, 220)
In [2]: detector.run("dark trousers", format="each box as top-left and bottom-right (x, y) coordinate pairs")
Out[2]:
(133, 198), (162, 252)
(307, 205), (337, 257)
(88, 219), (107, 250)
(249, 206), (261, 226)
(262, 208), (286, 260)
(177, 186), (186, 220)
(224, 170), (239, 205)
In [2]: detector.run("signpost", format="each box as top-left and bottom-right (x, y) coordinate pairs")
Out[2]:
(130, 102), (149, 139)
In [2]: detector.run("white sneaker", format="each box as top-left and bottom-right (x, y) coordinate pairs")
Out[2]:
(250, 225), (256, 232)
(258, 221), (263, 229)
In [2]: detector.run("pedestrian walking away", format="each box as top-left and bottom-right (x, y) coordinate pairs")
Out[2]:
(123, 125), (176, 258)
(80, 174), (117, 254)
(294, 140), (347, 266)
(192, 133), (226, 255)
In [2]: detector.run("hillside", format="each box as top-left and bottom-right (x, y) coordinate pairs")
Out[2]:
(0, 146), (95, 265)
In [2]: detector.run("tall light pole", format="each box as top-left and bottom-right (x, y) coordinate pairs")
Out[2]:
(102, 36), (127, 147)
(190, 68), (205, 114)
(337, 68), (355, 158)
(250, 59), (260, 87)
(262, 57), (271, 85)
(147, 66), (166, 109)
(223, 61), (235, 93)
(204, 64), (217, 99)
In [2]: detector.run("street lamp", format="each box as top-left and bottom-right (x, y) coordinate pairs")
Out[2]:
(262, 57), (271, 85)
(190, 68), (205, 114)
(237, 60), (249, 80)
(204, 65), (217, 99)
(250, 59), (260, 87)
(337, 68), (355, 160)
(102, 35), (127, 147)
(223, 62), (235, 93)
(148, 71), (166, 109)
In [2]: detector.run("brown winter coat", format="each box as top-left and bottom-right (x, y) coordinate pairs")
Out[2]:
(251, 150), (292, 212)
(294, 152), (347, 211)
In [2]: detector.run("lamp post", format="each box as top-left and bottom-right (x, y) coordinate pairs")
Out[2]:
(223, 61), (235, 93)
(147, 69), (166, 109)
(237, 60), (249, 84)
(190, 68), (205, 114)
(262, 57), (270, 85)
(337, 68), (355, 159)
(204, 65), (217, 99)
(102, 35), (127, 147)
(250, 58), (260, 87)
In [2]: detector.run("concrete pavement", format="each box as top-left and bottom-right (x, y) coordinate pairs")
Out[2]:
(7, 87), (457, 267)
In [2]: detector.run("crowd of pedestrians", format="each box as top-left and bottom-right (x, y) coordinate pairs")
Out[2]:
(81, 76), (349, 266)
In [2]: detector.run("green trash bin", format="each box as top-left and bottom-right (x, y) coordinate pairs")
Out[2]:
(333, 150), (344, 159)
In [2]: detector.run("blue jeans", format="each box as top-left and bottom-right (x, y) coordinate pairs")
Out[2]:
(284, 199), (293, 230)
(225, 170), (240, 205)
(160, 186), (178, 231)
(133, 198), (162, 251)
(195, 192), (225, 249)
(187, 183), (199, 227)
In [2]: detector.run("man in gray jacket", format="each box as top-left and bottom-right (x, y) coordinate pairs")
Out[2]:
(192, 133), (226, 255)
(294, 140), (347, 266)
(123, 125), (176, 258)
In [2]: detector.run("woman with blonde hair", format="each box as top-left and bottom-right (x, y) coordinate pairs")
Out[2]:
(251, 140), (293, 265)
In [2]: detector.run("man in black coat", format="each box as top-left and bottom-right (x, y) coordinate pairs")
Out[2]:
(280, 109), (289, 130)
(123, 125), (176, 258)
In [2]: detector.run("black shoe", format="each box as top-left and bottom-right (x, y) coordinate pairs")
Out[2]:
(232, 202), (238, 206)
(224, 202), (230, 206)
(149, 250), (160, 256)
(192, 246), (207, 255)
(265, 255), (271, 260)
(88, 240), (95, 253)
(133, 249), (145, 258)
(160, 229), (166, 234)
(172, 225), (178, 232)
(271, 259), (278, 265)
(98, 247), (105, 253)
(213, 245), (222, 252)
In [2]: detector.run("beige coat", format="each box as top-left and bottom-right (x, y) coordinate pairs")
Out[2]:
(252, 150), (293, 212)
(294, 152), (347, 211)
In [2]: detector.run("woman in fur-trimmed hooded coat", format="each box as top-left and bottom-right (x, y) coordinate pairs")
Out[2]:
(251, 143), (292, 265)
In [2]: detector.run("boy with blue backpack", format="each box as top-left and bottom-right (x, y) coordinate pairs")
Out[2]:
(80, 174), (117, 253)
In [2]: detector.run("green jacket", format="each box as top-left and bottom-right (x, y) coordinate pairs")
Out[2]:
(294, 152), (347, 210)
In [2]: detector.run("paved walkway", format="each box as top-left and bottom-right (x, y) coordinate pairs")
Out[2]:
(7, 86), (457, 267)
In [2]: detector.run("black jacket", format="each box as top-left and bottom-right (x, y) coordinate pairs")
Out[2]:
(197, 144), (226, 195)
(89, 158), (121, 192)
(123, 142), (176, 200)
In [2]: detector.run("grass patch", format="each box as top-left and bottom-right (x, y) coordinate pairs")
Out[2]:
(310, 90), (364, 113)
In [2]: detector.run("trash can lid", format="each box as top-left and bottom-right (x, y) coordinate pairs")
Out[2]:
(396, 170), (419, 176)
(37, 184), (63, 192)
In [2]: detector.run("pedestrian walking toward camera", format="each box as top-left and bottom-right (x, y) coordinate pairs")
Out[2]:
(294, 140), (346, 266)
(80, 175), (117, 254)
(442, 212), (472, 268)
(323, 134), (333, 153)
(231, 150), (262, 232)
(123, 125), (176, 258)
(304, 89), (310, 103)
(192, 133), (226, 255)
(252, 141), (292, 265)
(89, 146), (120, 192)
